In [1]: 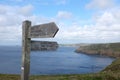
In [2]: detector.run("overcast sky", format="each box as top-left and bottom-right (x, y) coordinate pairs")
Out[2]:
(0, 0), (120, 45)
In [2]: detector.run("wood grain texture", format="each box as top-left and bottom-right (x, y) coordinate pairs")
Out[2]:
(31, 41), (58, 51)
(30, 22), (59, 38)
(21, 20), (31, 80)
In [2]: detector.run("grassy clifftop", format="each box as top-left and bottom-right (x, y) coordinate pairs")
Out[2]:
(102, 58), (120, 73)
(75, 43), (120, 58)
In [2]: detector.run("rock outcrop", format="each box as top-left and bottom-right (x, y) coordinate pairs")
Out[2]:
(75, 43), (120, 58)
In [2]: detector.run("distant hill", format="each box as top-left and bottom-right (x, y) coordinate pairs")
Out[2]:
(75, 43), (120, 58)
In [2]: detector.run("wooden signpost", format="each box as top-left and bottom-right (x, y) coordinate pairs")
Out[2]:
(21, 20), (59, 80)
(31, 41), (58, 51)
(30, 22), (59, 38)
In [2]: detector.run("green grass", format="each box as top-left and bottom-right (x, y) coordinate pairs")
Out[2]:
(1, 58), (120, 80)
(102, 58), (120, 73)
(87, 43), (120, 52)
(0, 73), (120, 80)
(0, 74), (20, 80)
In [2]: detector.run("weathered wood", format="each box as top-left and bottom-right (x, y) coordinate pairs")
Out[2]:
(29, 22), (59, 38)
(21, 20), (31, 80)
(21, 20), (59, 80)
(31, 41), (58, 51)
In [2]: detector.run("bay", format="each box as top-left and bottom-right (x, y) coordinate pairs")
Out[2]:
(0, 46), (115, 75)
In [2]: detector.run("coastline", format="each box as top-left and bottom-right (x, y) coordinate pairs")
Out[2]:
(0, 44), (120, 80)
(0, 58), (120, 80)
(75, 43), (120, 58)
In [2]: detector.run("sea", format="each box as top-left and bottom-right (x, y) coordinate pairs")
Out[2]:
(0, 46), (115, 75)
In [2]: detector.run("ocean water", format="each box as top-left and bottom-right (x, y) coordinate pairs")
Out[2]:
(0, 46), (115, 75)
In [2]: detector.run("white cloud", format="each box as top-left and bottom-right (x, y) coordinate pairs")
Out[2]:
(0, 26), (21, 45)
(0, 4), (34, 27)
(56, 11), (73, 19)
(0, 4), (65, 45)
(0, 4), (35, 45)
(86, 0), (114, 9)
(0, 2), (120, 45)
(0, 4), (33, 15)
(18, 4), (33, 16)
(55, 7), (120, 43)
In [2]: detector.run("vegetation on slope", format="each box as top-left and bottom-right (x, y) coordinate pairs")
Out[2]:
(102, 58), (120, 73)
(75, 43), (120, 58)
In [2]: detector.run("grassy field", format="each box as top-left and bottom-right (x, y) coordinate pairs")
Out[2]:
(0, 58), (120, 80)
(0, 72), (120, 80)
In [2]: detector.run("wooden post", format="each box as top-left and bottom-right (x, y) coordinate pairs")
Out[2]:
(21, 20), (59, 80)
(21, 20), (31, 80)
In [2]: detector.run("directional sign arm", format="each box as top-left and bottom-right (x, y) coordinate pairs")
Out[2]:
(29, 22), (59, 38)
(31, 41), (58, 51)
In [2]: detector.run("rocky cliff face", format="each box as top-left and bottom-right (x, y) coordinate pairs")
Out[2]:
(75, 43), (120, 58)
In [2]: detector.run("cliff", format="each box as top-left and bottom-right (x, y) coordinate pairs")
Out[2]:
(75, 43), (120, 58)
(102, 58), (120, 73)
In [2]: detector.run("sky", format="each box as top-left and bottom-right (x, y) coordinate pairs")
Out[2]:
(0, 0), (120, 45)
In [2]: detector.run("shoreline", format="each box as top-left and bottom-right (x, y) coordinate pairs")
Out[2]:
(75, 42), (120, 58)
(0, 58), (120, 80)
